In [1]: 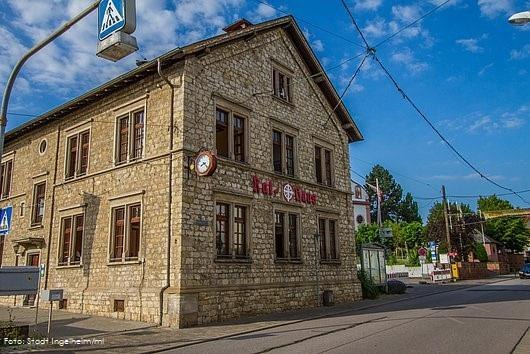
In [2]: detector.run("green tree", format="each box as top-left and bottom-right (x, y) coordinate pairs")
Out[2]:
(399, 192), (422, 223)
(365, 165), (403, 222)
(477, 195), (530, 252)
(425, 202), (478, 261)
(474, 242), (488, 262)
(355, 223), (381, 248)
(401, 221), (425, 248)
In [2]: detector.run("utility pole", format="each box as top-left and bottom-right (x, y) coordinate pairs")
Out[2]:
(376, 178), (382, 227)
(441, 185), (452, 256)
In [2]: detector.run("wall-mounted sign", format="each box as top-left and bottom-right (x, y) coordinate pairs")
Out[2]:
(0, 206), (13, 236)
(252, 176), (317, 205)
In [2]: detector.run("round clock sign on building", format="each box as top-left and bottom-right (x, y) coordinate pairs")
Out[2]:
(194, 150), (217, 177)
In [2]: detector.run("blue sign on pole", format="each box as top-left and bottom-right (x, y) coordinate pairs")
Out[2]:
(98, 0), (126, 41)
(0, 206), (13, 236)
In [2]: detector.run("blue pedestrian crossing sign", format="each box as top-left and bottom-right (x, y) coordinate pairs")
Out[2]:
(98, 0), (136, 41)
(0, 206), (13, 236)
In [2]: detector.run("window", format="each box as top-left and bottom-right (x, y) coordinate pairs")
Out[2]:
(0, 159), (13, 199)
(318, 218), (339, 261)
(110, 203), (141, 262)
(115, 109), (145, 164)
(315, 145), (333, 186)
(31, 182), (46, 226)
(271, 129), (296, 176)
(275, 211), (300, 261)
(65, 130), (90, 179)
(273, 68), (292, 102)
(215, 106), (247, 162)
(114, 299), (125, 312)
(215, 202), (249, 259)
(59, 214), (84, 266)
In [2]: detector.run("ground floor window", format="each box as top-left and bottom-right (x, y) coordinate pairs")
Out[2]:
(58, 214), (84, 266)
(274, 211), (300, 261)
(215, 202), (249, 259)
(110, 203), (141, 262)
(319, 218), (339, 261)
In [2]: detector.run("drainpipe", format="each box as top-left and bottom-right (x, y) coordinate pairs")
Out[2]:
(157, 58), (175, 326)
(44, 126), (61, 290)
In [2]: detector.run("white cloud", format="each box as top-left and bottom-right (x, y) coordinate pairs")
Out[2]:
(302, 28), (325, 53)
(477, 0), (514, 18)
(456, 38), (483, 53)
(363, 18), (387, 38)
(429, 173), (505, 181)
(354, 0), (383, 12)
(391, 5), (422, 23)
(510, 44), (530, 60)
(478, 62), (494, 76)
(247, 2), (278, 22)
(438, 106), (528, 134)
(391, 49), (428, 74)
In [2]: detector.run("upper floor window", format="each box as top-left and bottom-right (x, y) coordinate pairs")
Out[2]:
(116, 109), (145, 165)
(65, 130), (90, 179)
(319, 218), (339, 261)
(275, 211), (300, 261)
(215, 106), (247, 163)
(58, 214), (84, 266)
(31, 182), (46, 226)
(272, 128), (296, 176)
(0, 159), (13, 199)
(110, 203), (141, 262)
(315, 145), (334, 186)
(273, 68), (292, 102)
(215, 202), (249, 259)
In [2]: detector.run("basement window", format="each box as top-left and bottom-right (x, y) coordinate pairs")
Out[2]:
(113, 299), (125, 312)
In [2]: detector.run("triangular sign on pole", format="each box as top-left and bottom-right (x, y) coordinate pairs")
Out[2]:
(100, 0), (124, 35)
(0, 211), (8, 231)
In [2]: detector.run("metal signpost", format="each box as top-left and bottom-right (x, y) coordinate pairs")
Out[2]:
(40, 289), (64, 337)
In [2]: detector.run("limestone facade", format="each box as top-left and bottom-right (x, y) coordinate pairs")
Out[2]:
(0, 17), (363, 327)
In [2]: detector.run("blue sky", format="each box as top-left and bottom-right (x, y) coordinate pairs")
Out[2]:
(0, 0), (529, 220)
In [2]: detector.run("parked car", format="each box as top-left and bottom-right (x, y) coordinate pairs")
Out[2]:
(518, 264), (530, 279)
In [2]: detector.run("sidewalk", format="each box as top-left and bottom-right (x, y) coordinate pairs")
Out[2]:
(1, 276), (515, 353)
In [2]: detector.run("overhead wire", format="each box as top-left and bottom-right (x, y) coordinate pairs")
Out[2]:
(337, 0), (530, 205)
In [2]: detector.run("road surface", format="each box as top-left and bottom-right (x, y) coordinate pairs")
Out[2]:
(166, 278), (530, 354)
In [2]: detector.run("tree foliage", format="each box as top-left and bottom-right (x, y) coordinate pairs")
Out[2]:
(477, 195), (530, 252)
(425, 202), (479, 261)
(364, 165), (422, 223)
(355, 223), (381, 247)
(474, 242), (488, 262)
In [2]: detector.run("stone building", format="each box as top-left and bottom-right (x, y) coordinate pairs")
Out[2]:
(0, 16), (364, 327)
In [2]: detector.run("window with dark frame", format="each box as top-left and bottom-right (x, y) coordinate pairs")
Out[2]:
(66, 130), (90, 179)
(319, 218), (339, 261)
(272, 130), (282, 173)
(31, 182), (46, 226)
(215, 106), (247, 162)
(115, 108), (145, 165)
(0, 160), (13, 199)
(272, 129), (296, 176)
(110, 203), (141, 263)
(215, 202), (248, 259)
(59, 214), (84, 266)
(315, 145), (333, 186)
(114, 299), (125, 312)
(275, 211), (300, 261)
(273, 68), (292, 102)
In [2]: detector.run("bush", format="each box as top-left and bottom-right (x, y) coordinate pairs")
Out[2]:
(357, 270), (380, 299)
(474, 242), (489, 262)
(386, 254), (398, 266)
(406, 249), (420, 267)
(386, 279), (407, 294)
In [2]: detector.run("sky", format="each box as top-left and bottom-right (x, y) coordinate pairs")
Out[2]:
(0, 0), (529, 221)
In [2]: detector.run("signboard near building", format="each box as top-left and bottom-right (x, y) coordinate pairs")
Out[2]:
(0, 206), (13, 236)
(0, 267), (39, 296)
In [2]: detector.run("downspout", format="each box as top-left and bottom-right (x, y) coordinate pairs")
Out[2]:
(44, 126), (61, 290)
(157, 58), (175, 326)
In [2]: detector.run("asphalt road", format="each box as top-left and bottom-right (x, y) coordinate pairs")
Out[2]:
(166, 278), (530, 354)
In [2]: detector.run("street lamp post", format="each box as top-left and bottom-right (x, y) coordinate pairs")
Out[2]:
(508, 11), (530, 25)
(0, 1), (100, 167)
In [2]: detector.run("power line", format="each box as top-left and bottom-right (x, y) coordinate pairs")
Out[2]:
(252, 0), (365, 49)
(372, 56), (530, 205)
(323, 54), (369, 128)
(339, 0), (371, 49)
(374, 0), (451, 48)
